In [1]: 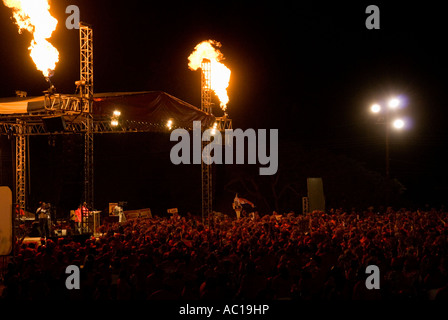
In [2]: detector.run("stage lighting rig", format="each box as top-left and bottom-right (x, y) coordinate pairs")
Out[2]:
(111, 109), (121, 127)
(166, 119), (173, 130)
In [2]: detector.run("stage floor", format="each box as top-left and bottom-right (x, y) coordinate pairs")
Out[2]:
(21, 233), (103, 244)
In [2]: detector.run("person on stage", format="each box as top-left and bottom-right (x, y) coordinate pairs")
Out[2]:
(15, 204), (25, 221)
(78, 202), (89, 233)
(37, 202), (50, 238)
(72, 208), (82, 234)
(35, 201), (45, 220)
(113, 204), (126, 223)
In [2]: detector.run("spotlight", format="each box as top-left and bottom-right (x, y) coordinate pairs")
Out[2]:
(111, 109), (121, 127)
(166, 119), (173, 130)
(210, 122), (218, 135)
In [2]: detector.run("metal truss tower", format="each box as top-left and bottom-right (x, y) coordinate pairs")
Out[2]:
(201, 59), (212, 224)
(80, 23), (94, 214)
(15, 120), (26, 212)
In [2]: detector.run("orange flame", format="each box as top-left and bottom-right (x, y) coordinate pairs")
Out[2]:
(3, 0), (59, 78)
(188, 40), (231, 111)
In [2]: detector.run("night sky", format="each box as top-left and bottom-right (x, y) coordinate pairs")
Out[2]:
(1, 1), (448, 214)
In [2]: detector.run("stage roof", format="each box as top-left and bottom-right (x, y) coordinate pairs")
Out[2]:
(0, 96), (46, 114)
(93, 91), (214, 128)
(0, 91), (214, 129)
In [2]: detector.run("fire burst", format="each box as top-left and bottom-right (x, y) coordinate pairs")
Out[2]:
(188, 40), (231, 111)
(3, 0), (59, 78)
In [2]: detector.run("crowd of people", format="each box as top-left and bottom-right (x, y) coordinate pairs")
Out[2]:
(2, 208), (448, 300)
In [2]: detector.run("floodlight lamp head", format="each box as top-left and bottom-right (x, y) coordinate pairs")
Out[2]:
(388, 98), (400, 109)
(371, 104), (381, 113)
(393, 119), (405, 129)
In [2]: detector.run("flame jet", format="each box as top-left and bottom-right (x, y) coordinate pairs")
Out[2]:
(188, 40), (231, 111)
(3, 0), (59, 78)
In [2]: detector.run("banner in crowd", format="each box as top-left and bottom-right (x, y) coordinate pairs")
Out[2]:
(234, 194), (255, 208)
(124, 208), (152, 220)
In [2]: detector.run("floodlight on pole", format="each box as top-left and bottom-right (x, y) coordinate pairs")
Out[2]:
(369, 95), (408, 180)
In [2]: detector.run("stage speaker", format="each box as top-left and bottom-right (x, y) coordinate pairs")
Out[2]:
(55, 229), (67, 236)
(42, 116), (66, 133)
(307, 177), (325, 212)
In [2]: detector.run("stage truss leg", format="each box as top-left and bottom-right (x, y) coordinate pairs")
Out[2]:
(83, 114), (94, 232)
(15, 120), (26, 213)
(201, 59), (213, 224)
(80, 23), (94, 233)
(201, 144), (213, 225)
(80, 23), (94, 101)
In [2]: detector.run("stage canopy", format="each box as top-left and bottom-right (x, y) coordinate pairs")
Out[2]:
(0, 91), (214, 129)
(93, 91), (214, 129)
(0, 96), (46, 114)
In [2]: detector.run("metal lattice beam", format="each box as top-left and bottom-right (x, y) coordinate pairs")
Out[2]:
(201, 59), (212, 224)
(0, 119), (170, 136)
(80, 23), (94, 233)
(15, 120), (26, 212)
(215, 116), (232, 132)
(80, 23), (94, 104)
(83, 114), (94, 214)
(201, 59), (212, 114)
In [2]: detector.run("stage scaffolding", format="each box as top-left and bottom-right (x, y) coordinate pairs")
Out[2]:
(0, 23), (96, 234)
(0, 26), (232, 236)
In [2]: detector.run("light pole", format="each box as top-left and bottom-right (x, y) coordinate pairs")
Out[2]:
(370, 97), (405, 179)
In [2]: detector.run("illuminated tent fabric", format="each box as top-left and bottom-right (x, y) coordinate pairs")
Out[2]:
(0, 96), (46, 114)
(93, 91), (214, 129)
